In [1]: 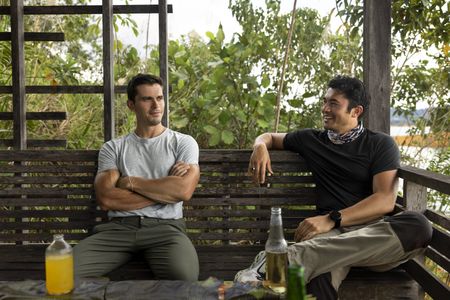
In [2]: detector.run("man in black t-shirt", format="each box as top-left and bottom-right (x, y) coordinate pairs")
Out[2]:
(239, 76), (432, 299)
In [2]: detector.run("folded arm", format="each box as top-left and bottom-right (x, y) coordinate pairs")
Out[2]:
(295, 169), (399, 241)
(117, 162), (200, 204)
(95, 169), (156, 211)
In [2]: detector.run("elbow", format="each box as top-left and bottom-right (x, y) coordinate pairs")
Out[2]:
(383, 193), (397, 214)
(96, 194), (111, 211)
(179, 190), (194, 202)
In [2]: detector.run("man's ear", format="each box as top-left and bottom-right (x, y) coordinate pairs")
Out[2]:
(352, 105), (363, 118)
(127, 100), (135, 111)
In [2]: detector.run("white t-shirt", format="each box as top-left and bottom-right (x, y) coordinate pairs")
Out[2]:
(97, 128), (199, 219)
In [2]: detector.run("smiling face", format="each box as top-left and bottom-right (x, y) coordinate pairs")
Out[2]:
(322, 88), (362, 134)
(127, 83), (164, 127)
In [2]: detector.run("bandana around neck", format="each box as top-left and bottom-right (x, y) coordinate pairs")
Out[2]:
(327, 123), (365, 144)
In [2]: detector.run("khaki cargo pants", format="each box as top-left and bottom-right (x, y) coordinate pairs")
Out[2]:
(287, 211), (432, 290)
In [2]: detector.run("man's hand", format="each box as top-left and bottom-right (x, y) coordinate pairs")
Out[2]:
(248, 144), (273, 184)
(169, 161), (190, 177)
(294, 215), (335, 242)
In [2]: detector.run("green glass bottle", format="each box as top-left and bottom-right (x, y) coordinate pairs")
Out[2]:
(286, 264), (307, 300)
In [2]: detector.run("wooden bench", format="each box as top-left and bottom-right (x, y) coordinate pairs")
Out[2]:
(0, 150), (448, 299)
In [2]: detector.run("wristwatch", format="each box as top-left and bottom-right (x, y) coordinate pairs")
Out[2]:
(329, 210), (342, 228)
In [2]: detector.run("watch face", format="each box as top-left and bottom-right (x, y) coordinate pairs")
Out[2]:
(330, 210), (341, 221)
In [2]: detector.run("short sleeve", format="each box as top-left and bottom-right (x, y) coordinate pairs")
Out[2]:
(97, 142), (118, 173)
(283, 130), (306, 155)
(371, 134), (400, 176)
(176, 135), (199, 165)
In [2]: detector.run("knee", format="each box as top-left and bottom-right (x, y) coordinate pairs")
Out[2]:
(386, 211), (433, 251)
(307, 272), (338, 300)
(166, 251), (199, 281)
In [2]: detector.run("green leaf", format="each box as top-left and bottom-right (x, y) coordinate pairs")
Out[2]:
(177, 79), (185, 89)
(204, 125), (217, 134)
(208, 131), (221, 146)
(221, 130), (234, 144)
(206, 31), (215, 41)
(216, 24), (225, 44)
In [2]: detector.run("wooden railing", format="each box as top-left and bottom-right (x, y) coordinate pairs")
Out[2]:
(397, 165), (450, 299)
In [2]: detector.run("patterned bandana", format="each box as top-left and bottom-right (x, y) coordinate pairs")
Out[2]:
(327, 123), (365, 144)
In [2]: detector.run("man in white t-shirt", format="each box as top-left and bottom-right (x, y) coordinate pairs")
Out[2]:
(74, 74), (200, 280)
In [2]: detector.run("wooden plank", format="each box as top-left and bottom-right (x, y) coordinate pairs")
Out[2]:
(425, 247), (450, 273)
(0, 139), (67, 148)
(199, 175), (314, 184)
(363, 0), (391, 133)
(0, 187), (94, 196)
(0, 150), (98, 160)
(0, 175), (93, 184)
(184, 219), (304, 229)
(399, 165), (450, 195)
(0, 5), (174, 15)
(183, 209), (316, 218)
(0, 233), (90, 242)
(102, 0), (114, 142)
(193, 186), (317, 196)
(425, 209), (450, 231)
(187, 197), (316, 206)
(0, 32), (64, 41)
(403, 258), (450, 300)
(430, 226), (450, 258)
(0, 209), (101, 218)
(0, 165), (97, 173)
(0, 198), (94, 206)
(0, 112), (66, 120)
(159, 0), (169, 127)
(11, 0), (26, 150)
(0, 85), (127, 94)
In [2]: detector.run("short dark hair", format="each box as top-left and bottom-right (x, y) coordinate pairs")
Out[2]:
(127, 74), (163, 102)
(327, 75), (369, 120)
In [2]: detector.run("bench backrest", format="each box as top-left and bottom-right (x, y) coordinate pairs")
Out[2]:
(0, 150), (316, 243)
(0, 150), (317, 280)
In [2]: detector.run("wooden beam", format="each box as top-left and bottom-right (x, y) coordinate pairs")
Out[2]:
(0, 112), (66, 120)
(363, 0), (391, 134)
(399, 165), (450, 195)
(159, 0), (169, 128)
(0, 5), (174, 15)
(102, 0), (114, 142)
(0, 139), (67, 148)
(0, 32), (64, 41)
(0, 85), (127, 94)
(10, 0), (26, 150)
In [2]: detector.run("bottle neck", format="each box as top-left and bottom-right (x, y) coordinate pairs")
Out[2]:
(268, 208), (285, 240)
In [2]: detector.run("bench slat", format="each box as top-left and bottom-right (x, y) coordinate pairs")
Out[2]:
(425, 247), (450, 273)
(403, 258), (450, 300)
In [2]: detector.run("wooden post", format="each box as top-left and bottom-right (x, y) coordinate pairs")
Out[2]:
(159, 0), (169, 128)
(11, 0), (26, 149)
(103, 0), (114, 141)
(403, 181), (428, 213)
(363, 0), (391, 134)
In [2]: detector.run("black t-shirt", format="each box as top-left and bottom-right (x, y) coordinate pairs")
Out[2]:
(283, 129), (400, 213)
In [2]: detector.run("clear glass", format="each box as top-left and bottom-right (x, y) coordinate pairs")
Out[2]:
(264, 207), (288, 293)
(45, 234), (74, 295)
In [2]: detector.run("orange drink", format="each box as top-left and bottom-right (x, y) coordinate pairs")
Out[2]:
(45, 253), (74, 295)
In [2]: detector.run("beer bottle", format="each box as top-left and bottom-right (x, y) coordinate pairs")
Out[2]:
(286, 265), (307, 300)
(45, 234), (74, 295)
(264, 206), (288, 293)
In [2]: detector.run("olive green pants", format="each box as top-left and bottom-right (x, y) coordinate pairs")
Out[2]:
(73, 217), (199, 281)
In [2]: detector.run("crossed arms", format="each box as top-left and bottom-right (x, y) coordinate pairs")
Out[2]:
(95, 161), (200, 211)
(250, 132), (399, 242)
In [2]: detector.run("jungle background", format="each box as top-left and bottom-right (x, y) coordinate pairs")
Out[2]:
(0, 0), (448, 208)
